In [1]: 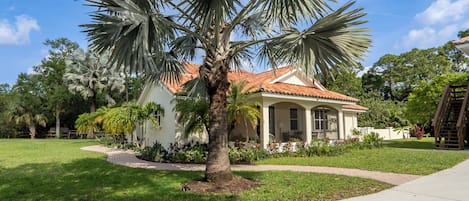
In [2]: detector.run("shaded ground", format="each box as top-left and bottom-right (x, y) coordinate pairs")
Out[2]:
(185, 177), (260, 194)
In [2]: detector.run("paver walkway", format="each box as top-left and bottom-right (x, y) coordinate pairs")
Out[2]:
(81, 145), (419, 185)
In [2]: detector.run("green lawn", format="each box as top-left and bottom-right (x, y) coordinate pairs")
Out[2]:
(384, 137), (436, 149)
(258, 147), (469, 175)
(0, 139), (390, 201)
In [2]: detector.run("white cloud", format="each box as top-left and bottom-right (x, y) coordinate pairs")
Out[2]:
(0, 15), (40, 45)
(415, 0), (469, 26)
(398, 25), (461, 49)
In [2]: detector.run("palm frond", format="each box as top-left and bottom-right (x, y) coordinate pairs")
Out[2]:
(260, 0), (334, 28)
(259, 1), (370, 77)
(82, 0), (181, 83)
(178, 0), (241, 32)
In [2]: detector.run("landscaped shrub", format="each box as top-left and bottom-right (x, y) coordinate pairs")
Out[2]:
(167, 142), (208, 164)
(411, 125), (425, 140)
(363, 132), (383, 148)
(138, 141), (168, 162)
(137, 137), (384, 164)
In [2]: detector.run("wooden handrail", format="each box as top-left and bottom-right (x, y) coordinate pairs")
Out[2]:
(433, 85), (451, 127)
(433, 85), (451, 138)
(456, 83), (469, 149)
(456, 83), (469, 128)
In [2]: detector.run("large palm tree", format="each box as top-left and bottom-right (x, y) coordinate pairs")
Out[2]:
(64, 49), (125, 113)
(83, 0), (371, 182)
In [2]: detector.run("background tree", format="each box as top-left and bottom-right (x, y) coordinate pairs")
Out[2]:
(35, 38), (80, 137)
(64, 49), (125, 112)
(324, 64), (364, 97)
(368, 49), (450, 101)
(8, 74), (48, 139)
(0, 84), (19, 138)
(406, 72), (469, 127)
(83, 0), (371, 182)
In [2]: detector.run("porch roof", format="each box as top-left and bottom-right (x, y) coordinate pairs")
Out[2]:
(342, 104), (368, 111)
(162, 64), (360, 103)
(453, 36), (469, 45)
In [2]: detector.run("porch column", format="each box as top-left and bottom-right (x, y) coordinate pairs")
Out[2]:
(338, 110), (344, 139)
(305, 108), (312, 144)
(261, 105), (270, 149)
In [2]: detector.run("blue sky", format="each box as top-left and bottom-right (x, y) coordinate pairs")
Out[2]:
(0, 0), (468, 85)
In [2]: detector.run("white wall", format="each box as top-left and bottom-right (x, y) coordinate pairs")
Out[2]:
(281, 75), (307, 86)
(359, 127), (408, 140)
(139, 83), (177, 148)
(343, 112), (357, 139)
(139, 83), (208, 148)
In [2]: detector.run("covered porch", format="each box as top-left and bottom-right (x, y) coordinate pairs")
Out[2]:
(256, 95), (350, 148)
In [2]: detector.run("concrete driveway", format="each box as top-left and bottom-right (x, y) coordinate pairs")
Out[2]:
(344, 159), (469, 201)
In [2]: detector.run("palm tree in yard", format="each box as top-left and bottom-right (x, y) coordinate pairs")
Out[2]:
(8, 105), (47, 139)
(64, 49), (125, 113)
(227, 81), (261, 143)
(83, 0), (371, 182)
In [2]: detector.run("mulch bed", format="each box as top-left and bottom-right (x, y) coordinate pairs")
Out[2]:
(182, 177), (261, 194)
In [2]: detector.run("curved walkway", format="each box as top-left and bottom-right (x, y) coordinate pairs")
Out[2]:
(81, 145), (419, 185)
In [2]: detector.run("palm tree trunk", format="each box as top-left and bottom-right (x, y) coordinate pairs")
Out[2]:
(245, 120), (250, 143)
(89, 92), (97, 138)
(205, 68), (233, 182)
(55, 106), (61, 138)
(90, 92), (97, 113)
(29, 124), (36, 139)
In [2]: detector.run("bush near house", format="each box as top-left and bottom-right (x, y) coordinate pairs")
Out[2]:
(137, 133), (384, 164)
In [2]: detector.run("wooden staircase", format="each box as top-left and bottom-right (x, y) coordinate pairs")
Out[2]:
(433, 84), (469, 150)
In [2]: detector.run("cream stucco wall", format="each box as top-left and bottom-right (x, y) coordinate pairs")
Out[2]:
(138, 83), (177, 148)
(281, 75), (307, 86)
(138, 84), (208, 148)
(343, 112), (358, 139)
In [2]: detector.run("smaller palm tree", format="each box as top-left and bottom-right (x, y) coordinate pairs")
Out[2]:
(174, 96), (209, 138)
(226, 81), (262, 142)
(8, 105), (47, 139)
(175, 80), (261, 142)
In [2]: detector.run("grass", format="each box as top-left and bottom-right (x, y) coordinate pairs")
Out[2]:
(0, 139), (391, 201)
(257, 147), (469, 175)
(384, 137), (436, 149)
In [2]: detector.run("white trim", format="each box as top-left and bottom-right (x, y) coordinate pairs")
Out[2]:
(313, 80), (326, 91)
(259, 92), (356, 105)
(137, 84), (150, 104)
(342, 108), (367, 113)
(269, 69), (297, 84)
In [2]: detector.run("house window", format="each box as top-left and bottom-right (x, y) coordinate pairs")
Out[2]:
(152, 111), (162, 127)
(269, 106), (275, 134)
(290, 108), (298, 131)
(314, 110), (328, 130)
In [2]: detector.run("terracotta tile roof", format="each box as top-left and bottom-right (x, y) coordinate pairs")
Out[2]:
(342, 104), (368, 111)
(259, 83), (358, 102)
(162, 64), (360, 103)
(453, 36), (469, 45)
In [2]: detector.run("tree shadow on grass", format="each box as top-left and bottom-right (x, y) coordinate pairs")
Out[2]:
(384, 138), (435, 150)
(0, 158), (239, 201)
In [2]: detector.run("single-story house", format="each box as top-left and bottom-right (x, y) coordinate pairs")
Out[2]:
(137, 64), (367, 149)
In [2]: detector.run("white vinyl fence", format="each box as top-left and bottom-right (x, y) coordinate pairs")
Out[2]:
(358, 127), (409, 140)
